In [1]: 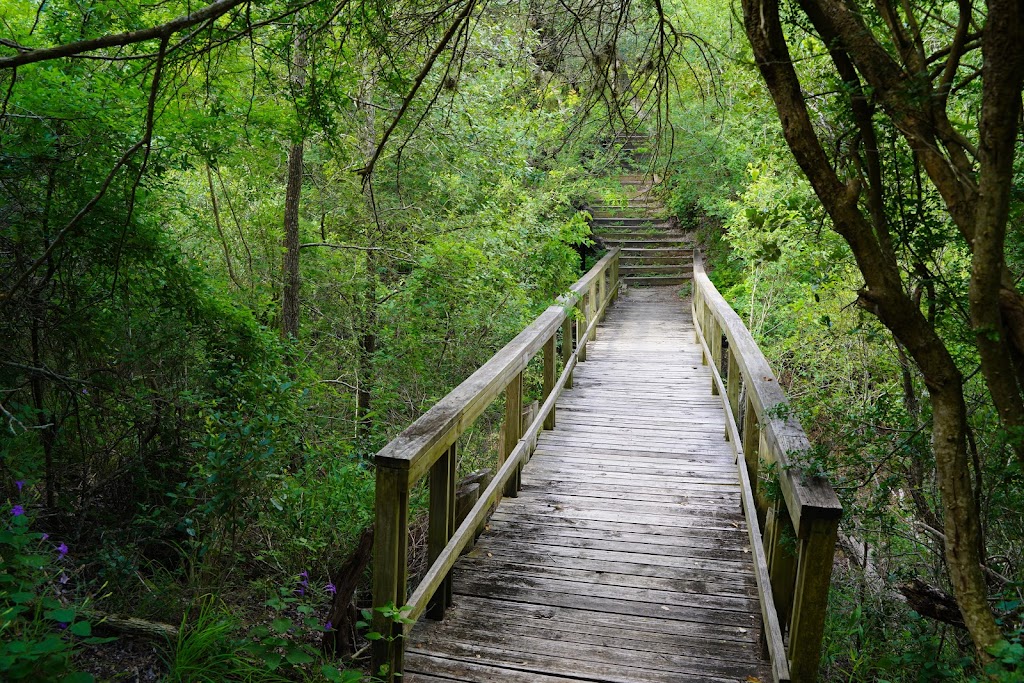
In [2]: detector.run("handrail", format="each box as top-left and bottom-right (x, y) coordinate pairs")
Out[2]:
(692, 250), (841, 683)
(371, 248), (621, 681)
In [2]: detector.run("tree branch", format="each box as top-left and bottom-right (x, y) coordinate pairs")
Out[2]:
(0, 0), (246, 69)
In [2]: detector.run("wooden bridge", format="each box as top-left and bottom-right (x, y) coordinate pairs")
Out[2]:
(370, 197), (841, 682)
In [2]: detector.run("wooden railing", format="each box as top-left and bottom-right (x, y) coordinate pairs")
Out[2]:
(370, 249), (620, 681)
(692, 251), (842, 683)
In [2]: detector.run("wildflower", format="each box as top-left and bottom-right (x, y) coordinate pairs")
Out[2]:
(299, 570), (309, 585)
(59, 574), (70, 585)
(325, 582), (337, 595)
(56, 542), (68, 557)
(11, 505), (24, 516)
(41, 533), (49, 541)
(15, 480), (24, 492)
(324, 620), (333, 631)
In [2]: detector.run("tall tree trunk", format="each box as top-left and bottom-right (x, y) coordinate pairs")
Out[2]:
(741, 0), (1003, 658)
(356, 67), (379, 441)
(281, 29), (307, 340)
(969, 0), (1024, 458)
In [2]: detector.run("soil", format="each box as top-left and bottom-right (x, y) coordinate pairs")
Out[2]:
(76, 636), (167, 682)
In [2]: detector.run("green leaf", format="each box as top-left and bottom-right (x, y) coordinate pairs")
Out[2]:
(270, 617), (292, 634)
(262, 652), (282, 669)
(285, 649), (315, 665)
(70, 621), (92, 636)
(45, 608), (77, 623)
(83, 636), (118, 645)
(63, 673), (95, 683)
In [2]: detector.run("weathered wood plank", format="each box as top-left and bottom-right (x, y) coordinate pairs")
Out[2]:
(406, 286), (773, 683)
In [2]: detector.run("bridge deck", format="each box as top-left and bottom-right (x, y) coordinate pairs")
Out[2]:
(405, 287), (771, 683)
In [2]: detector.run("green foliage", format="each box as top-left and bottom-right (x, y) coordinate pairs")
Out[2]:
(165, 596), (268, 683)
(0, 490), (113, 682)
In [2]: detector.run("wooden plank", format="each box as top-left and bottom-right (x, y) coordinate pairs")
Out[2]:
(374, 249), (619, 482)
(693, 290), (792, 683)
(693, 252), (841, 534)
(408, 640), (762, 683)
(502, 372), (523, 498)
(427, 443), (457, 619)
(372, 465), (410, 680)
(405, 285), (777, 683)
(543, 334), (556, 430)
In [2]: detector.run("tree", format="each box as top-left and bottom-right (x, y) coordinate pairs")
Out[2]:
(740, 0), (1023, 657)
(282, 26), (308, 340)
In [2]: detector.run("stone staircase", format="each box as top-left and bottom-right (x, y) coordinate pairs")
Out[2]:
(589, 168), (693, 287)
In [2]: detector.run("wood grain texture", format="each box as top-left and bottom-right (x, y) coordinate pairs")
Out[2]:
(407, 287), (773, 683)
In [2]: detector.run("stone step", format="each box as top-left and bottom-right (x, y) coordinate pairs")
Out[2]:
(602, 238), (691, 248)
(589, 210), (663, 219)
(591, 217), (672, 227)
(620, 255), (693, 266)
(619, 246), (694, 255)
(623, 274), (691, 287)
(597, 236), (688, 245)
(621, 264), (694, 276)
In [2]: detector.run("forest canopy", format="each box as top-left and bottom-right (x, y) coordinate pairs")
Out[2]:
(2, 0), (1023, 680)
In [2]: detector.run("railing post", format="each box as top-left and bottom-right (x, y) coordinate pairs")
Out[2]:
(726, 349), (741, 441)
(543, 333), (556, 429)
(710, 319), (722, 395)
(502, 371), (523, 497)
(788, 515), (840, 683)
(610, 252), (620, 303)
(371, 464), (409, 682)
(579, 292), (589, 362)
(693, 291), (702, 344)
(598, 266), (607, 320)
(588, 281), (598, 341)
(561, 314), (573, 389)
(764, 501), (798, 630)
(426, 443), (456, 620)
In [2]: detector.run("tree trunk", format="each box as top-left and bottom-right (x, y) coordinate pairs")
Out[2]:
(741, 0), (1003, 658)
(281, 29), (307, 340)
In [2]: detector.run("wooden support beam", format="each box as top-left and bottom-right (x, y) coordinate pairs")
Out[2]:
(710, 320), (722, 396)
(726, 348), (741, 441)
(427, 443), (457, 620)
(764, 501), (798, 631)
(502, 372), (523, 498)
(610, 253), (619, 303)
(788, 516), (839, 683)
(543, 334), (556, 430)
(561, 315), (573, 389)
(371, 465), (409, 682)
(588, 282), (597, 341)
(579, 293), (589, 362)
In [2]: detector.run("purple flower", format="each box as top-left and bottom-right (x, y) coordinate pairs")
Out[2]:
(294, 587), (305, 597)
(56, 542), (68, 558)
(299, 570), (309, 583)
(10, 505), (24, 516)
(59, 574), (69, 585)
(15, 480), (24, 492)
(325, 582), (337, 595)
(324, 620), (333, 631)
(41, 533), (49, 541)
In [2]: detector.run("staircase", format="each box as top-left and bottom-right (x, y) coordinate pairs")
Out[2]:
(589, 163), (693, 287)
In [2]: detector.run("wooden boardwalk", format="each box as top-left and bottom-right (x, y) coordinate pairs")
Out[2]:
(405, 287), (771, 683)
